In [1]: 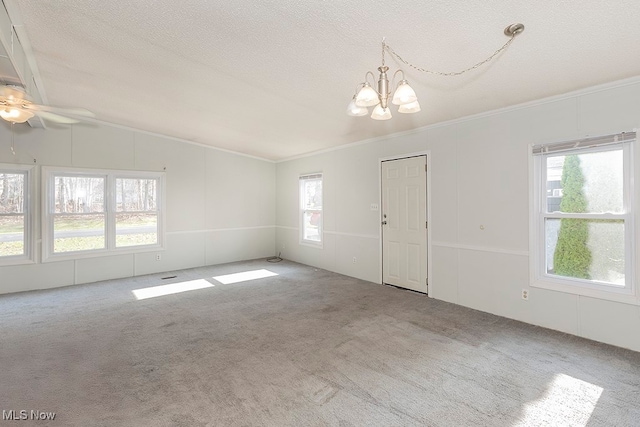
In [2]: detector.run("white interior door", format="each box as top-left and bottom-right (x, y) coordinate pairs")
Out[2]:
(382, 156), (428, 293)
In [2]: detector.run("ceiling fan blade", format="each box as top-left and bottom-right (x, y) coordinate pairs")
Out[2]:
(24, 104), (94, 117)
(34, 110), (80, 124)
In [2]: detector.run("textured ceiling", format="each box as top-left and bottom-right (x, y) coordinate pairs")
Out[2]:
(9, 0), (640, 160)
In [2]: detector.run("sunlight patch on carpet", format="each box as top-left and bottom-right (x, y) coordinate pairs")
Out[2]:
(515, 373), (603, 426)
(212, 269), (278, 285)
(132, 279), (214, 300)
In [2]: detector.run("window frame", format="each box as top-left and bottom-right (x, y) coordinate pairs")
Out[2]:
(299, 173), (323, 248)
(530, 136), (637, 304)
(42, 166), (165, 262)
(0, 163), (35, 266)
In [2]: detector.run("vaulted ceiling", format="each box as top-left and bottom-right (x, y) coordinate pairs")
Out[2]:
(6, 1), (640, 160)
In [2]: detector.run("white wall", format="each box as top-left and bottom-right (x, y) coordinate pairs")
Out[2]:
(276, 78), (640, 352)
(0, 121), (276, 294)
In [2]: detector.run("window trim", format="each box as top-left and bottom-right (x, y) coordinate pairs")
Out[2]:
(42, 166), (165, 262)
(529, 134), (638, 305)
(0, 163), (35, 266)
(299, 173), (323, 248)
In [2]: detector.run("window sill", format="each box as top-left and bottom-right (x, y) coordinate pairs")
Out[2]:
(0, 257), (36, 267)
(531, 278), (639, 306)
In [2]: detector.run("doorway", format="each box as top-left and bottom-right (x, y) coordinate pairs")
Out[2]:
(381, 155), (428, 293)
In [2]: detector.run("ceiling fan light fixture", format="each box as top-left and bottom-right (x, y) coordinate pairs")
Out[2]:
(0, 107), (34, 123)
(0, 107), (18, 119)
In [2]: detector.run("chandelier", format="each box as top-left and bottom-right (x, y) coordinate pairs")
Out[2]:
(347, 23), (525, 120)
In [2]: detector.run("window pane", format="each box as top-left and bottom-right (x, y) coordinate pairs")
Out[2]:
(54, 176), (105, 213)
(546, 150), (623, 213)
(0, 173), (25, 214)
(116, 213), (158, 247)
(545, 218), (625, 285)
(116, 178), (157, 212)
(303, 179), (322, 210)
(0, 215), (24, 256)
(303, 211), (321, 242)
(53, 214), (105, 253)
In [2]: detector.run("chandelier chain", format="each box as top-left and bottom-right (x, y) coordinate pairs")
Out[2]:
(384, 35), (516, 77)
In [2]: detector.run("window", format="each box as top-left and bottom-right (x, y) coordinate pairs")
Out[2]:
(115, 177), (159, 247)
(52, 174), (106, 253)
(532, 132), (634, 299)
(43, 167), (164, 260)
(0, 164), (33, 264)
(299, 173), (323, 246)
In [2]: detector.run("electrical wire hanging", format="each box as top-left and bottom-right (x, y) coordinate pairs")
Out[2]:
(267, 252), (283, 263)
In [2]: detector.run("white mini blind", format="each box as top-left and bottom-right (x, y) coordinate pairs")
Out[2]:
(299, 173), (322, 180)
(532, 131), (635, 156)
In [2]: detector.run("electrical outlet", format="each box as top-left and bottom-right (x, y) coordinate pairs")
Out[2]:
(156, 254), (162, 261)
(522, 289), (529, 300)
(352, 257), (357, 263)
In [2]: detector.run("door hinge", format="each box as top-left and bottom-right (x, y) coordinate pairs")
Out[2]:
(425, 164), (427, 172)
(425, 221), (428, 229)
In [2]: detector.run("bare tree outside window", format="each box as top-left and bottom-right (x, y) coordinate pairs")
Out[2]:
(53, 176), (106, 253)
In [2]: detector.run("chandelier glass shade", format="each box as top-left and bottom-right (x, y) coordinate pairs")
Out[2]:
(398, 100), (421, 114)
(392, 80), (417, 106)
(371, 104), (392, 120)
(355, 82), (379, 107)
(346, 95), (368, 116)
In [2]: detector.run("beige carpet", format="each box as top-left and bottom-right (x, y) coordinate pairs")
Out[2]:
(1, 259), (639, 426)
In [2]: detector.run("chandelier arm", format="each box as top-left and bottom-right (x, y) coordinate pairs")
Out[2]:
(391, 69), (405, 88)
(364, 71), (376, 85)
(385, 35), (517, 77)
